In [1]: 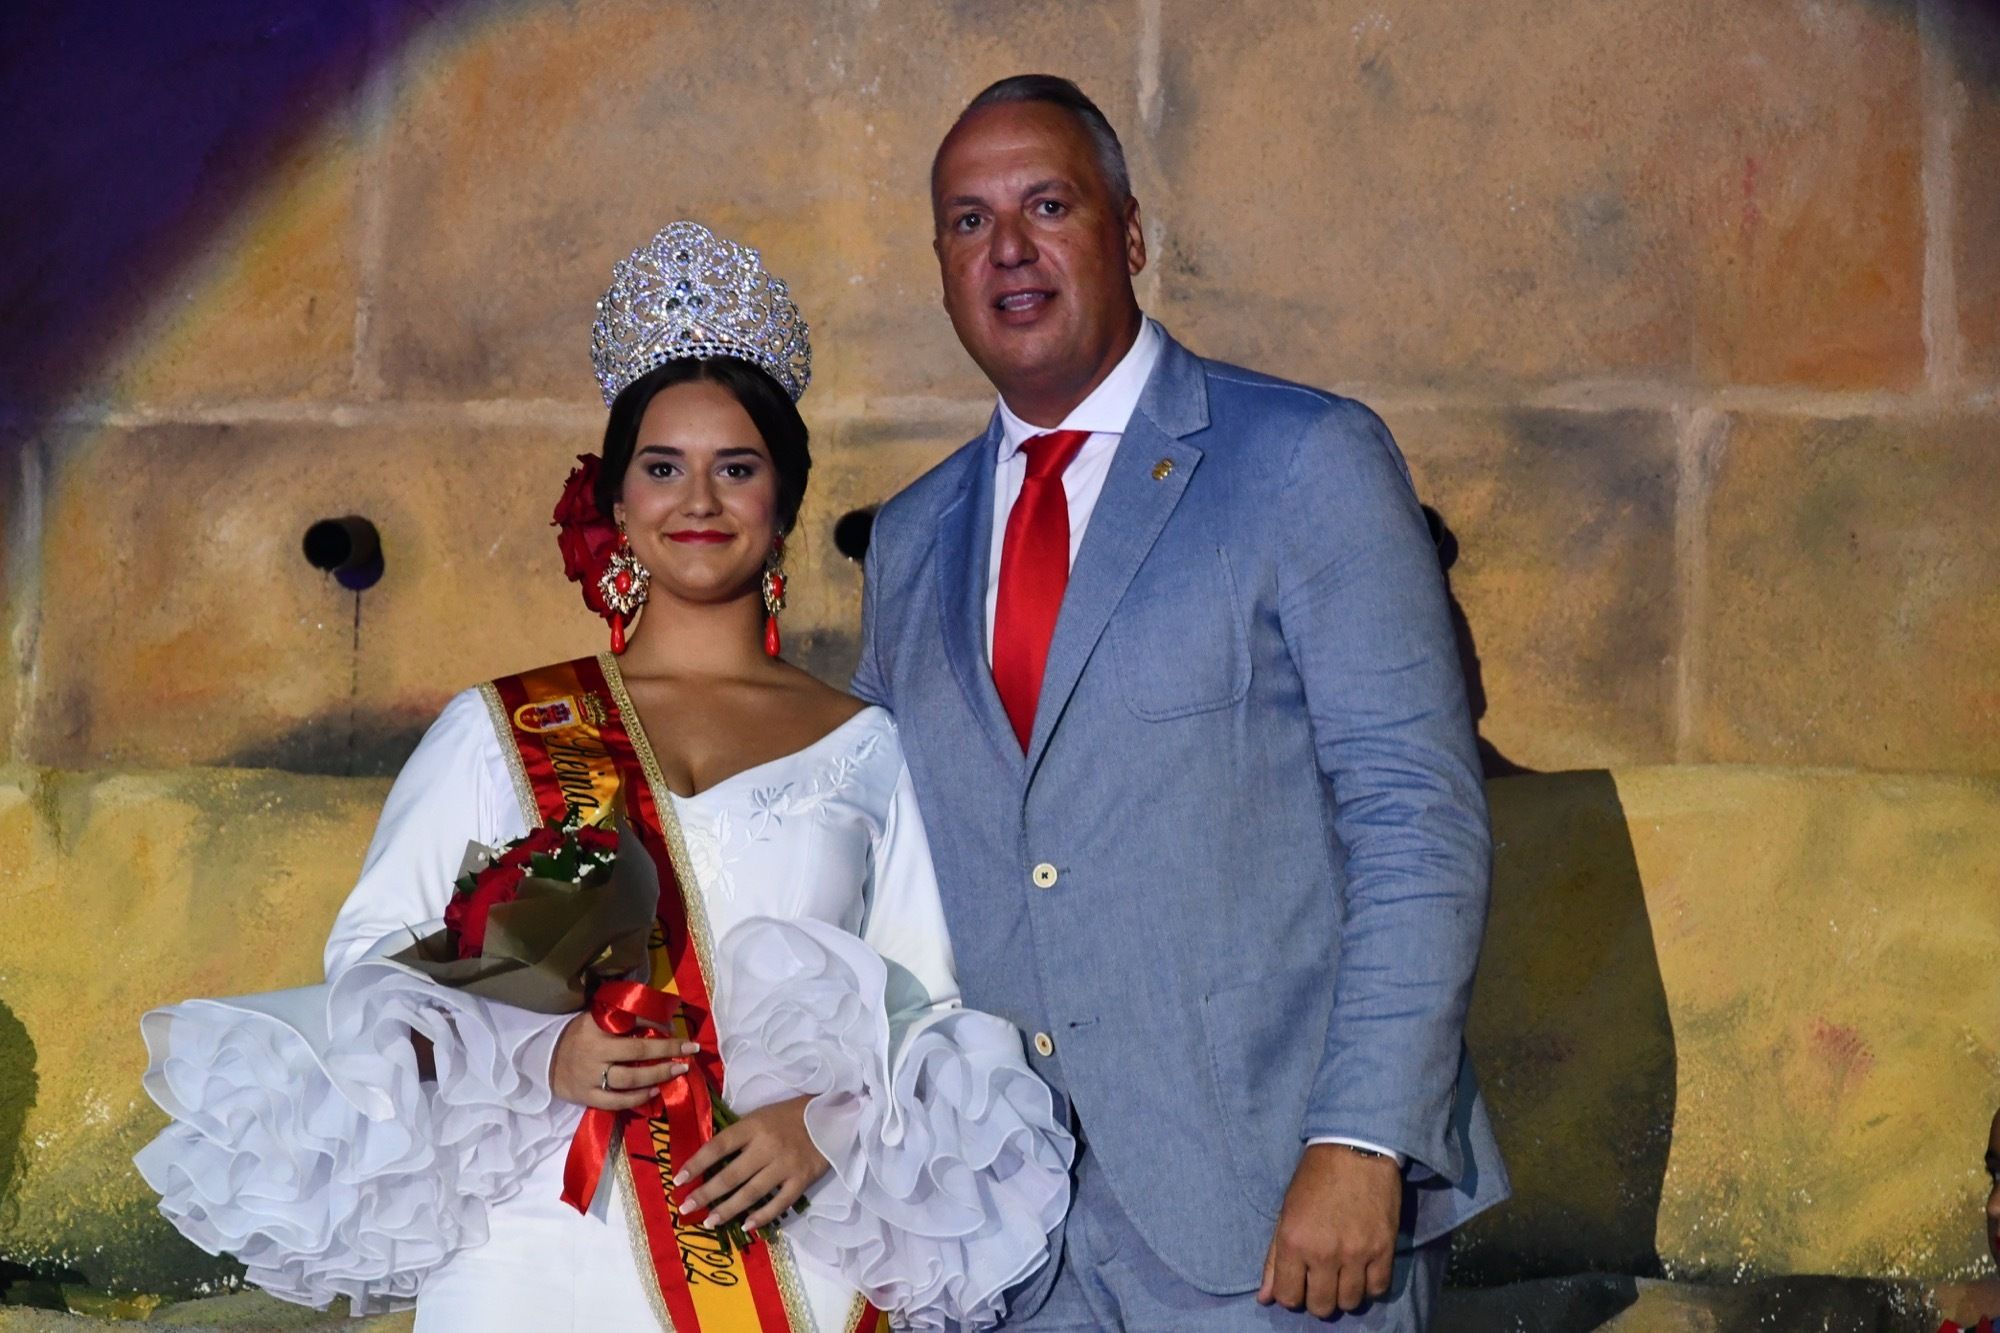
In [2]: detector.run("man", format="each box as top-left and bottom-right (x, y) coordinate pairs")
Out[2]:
(853, 74), (1507, 1329)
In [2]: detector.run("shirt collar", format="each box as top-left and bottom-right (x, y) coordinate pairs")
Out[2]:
(995, 317), (1164, 461)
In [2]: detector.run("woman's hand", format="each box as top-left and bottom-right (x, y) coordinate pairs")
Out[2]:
(549, 1011), (698, 1111)
(674, 1096), (829, 1233)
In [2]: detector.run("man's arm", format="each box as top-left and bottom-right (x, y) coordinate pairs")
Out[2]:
(1278, 397), (1491, 1168)
(1259, 398), (1491, 1318)
(849, 514), (892, 710)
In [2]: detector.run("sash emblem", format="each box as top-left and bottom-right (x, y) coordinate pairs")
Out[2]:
(512, 692), (608, 733)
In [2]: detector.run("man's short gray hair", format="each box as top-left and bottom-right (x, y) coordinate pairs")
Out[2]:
(936, 74), (1132, 203)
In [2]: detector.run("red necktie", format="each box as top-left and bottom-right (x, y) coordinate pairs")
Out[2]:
(992, 430), (1092, 750)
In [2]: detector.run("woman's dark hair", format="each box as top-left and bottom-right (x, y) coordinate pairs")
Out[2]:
(596, 357), (811, 535)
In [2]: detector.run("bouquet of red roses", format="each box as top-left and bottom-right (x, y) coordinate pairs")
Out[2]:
(389, 813), (657, 1014)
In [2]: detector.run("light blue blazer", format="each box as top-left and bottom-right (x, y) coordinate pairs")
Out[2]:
(853, 329), (1509, 1300)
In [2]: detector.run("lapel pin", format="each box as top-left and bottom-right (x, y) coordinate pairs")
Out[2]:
(1151, 458), (1175, 481)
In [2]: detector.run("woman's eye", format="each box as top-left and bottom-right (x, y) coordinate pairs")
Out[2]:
(645, 462), (679, 479)
(721, 463), (758, 480)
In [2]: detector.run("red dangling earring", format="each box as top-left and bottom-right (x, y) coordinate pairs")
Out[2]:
(760, 537), (788, 658)
(596, 526), (650, 655)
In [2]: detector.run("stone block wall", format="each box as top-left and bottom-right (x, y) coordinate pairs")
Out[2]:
(1463, 767), (2000, 1283)
(3, 0), (1995, 778)
(4, 763), (1994, 1293)
(2, 0), (1997, 1303)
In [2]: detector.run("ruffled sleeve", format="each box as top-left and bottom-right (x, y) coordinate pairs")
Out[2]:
(715, 735), (1073, 1333)
(322, 687), (522, 980)
(135, 688), (582, 1314)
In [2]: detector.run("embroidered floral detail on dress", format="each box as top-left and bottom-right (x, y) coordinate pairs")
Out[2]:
(681, 816), (728, 901)
(747, 784), (795, 840)
(680, 722), (889, 906)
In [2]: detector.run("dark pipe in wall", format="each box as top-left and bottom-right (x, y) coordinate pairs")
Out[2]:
(302, 515), (383, 591)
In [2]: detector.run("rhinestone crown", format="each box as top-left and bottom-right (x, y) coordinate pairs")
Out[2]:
(589, 221), (812, 407)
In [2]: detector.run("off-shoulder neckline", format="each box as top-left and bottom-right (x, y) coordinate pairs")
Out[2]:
(664, 705), (890, 805)
(594, 656), (890, 804)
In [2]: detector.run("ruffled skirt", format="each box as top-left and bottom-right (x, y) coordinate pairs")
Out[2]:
(137, 917), (1072, 1331)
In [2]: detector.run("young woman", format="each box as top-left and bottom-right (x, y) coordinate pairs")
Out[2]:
(137, 222), (1071, 1333)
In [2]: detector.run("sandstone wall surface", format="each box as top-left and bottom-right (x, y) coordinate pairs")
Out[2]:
(3, 0), (1995, 778)
(0, 765), (1993, 1293)
(3, 0), (1997, 1307)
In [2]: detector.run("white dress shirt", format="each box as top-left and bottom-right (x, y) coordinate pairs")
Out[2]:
(982, 315), (1402, 1168)
(984, 317), (1165, 658)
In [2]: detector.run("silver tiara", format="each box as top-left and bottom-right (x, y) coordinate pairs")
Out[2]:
(589, 221), (812, 406)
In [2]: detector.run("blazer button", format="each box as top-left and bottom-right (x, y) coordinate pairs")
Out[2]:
(1031, 862), (1059, 889)
(1032, 1032), (1056, 1057)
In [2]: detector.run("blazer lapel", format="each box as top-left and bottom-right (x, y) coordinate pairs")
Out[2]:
(1024, 334), (1211, 777)
(933, 420), (1024, 772)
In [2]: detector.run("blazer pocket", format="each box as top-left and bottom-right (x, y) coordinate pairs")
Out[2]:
(1198, 960), (1325, 1220)
(1109, 550), (1250, 721)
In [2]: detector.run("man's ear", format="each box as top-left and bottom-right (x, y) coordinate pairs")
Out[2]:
(1124, 196), (1147, 277)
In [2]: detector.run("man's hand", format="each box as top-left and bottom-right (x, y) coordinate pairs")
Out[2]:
(1257, 1143), (1402, 1318)
(675, 1096), (830, 1234)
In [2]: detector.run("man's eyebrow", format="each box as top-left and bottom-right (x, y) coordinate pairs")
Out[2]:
(940, 178), (1075, 210)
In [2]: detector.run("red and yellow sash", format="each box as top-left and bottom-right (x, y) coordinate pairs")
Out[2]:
(480, 655), (886, 1333)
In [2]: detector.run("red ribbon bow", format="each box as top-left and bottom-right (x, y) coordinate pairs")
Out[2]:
(560, 979), (724, 1215)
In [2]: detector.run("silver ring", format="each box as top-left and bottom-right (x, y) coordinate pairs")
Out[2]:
(599, 1066), (613, 1092)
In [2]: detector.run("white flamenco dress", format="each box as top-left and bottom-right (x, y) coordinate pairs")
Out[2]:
(135, 690), (1073, 1332)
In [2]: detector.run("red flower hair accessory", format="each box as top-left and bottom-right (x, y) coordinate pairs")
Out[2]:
(554, 454), (620, 620)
